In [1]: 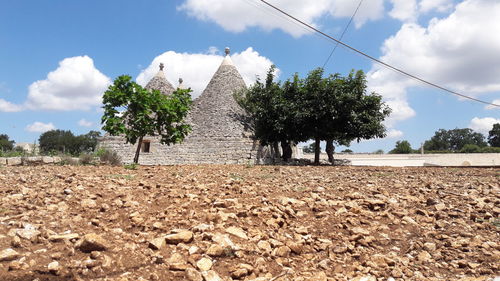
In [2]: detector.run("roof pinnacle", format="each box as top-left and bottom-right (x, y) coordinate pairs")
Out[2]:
(159, 63), (164, 71)
(225, 47), (230, 56)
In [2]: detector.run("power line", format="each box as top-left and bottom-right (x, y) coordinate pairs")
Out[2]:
(322, 0), (364, 69)
(260, 0), (500, 108)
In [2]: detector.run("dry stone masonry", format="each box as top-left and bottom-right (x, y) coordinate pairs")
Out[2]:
(99, 48), (265, 165)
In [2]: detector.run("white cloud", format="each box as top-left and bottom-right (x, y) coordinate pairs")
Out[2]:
(389, 0), (418, 22)
(178, 0), (384, 37)
(386, 129), (404, 138)
(469, 117), (500, 134)
(0, 99), (23, 112)
(78, 119), (93, 127)
(25, 122), (56, 133)
(368, 0), (500, 126)
(419, 0), (453, 13)
(136, 47), (276, 99)
(25, 56), (111, 111)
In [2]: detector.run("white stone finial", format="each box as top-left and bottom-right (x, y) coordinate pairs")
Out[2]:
(179, 78), (183, 84)
(225, 47), (230, 56)
(159, 63), (164, 71)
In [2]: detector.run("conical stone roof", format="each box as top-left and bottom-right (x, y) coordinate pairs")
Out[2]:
(188, 47), (250, 138)
(145, 63), (175, 95)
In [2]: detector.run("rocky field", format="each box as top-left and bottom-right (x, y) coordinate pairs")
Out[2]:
(0, 165), (498, 281)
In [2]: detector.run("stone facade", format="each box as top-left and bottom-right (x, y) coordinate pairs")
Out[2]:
(99, 49), (266, 165)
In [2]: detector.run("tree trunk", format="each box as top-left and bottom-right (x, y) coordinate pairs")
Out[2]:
(314, 137), (321, 165)
(281, 141), (292, 162)
(133, 136), (143, 164)
(272, 142), (280, 161)
(326, 139), (335, 164)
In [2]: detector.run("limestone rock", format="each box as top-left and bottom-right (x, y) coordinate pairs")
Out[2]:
(75, 233), (109, 252)
(201, 270), (223, 281)
(206, 244), (225, 257)
(185, 267), (203, 281)
(165, 231), (193, 244)
(168, 253), (188, 271)
(226, 226), (248, 240)
(149, 237), (165, 250)
(0, 248), (20, 262)
(196, 257), (213, 271)
(48, 233), (79, 242)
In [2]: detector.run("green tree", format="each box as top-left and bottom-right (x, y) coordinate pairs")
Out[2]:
(101, 75), (192, 164)
(424, 128), (487, 152)
(301, 69), (390, 164)
(39, 130), (75, 154)
(0, 134), (15, 152)
(488, 123), (500, 147)
(389, 140), (413, 154)
(460, 144), (481, 153)
(74, 130), (101, 153)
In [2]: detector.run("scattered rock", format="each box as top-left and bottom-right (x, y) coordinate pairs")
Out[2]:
(149, 237), (165, 250)
(196, 257), (212, 271)
(75, 233), (109, 253)
(0, 248), (20, 262)
(185, 267), (203, 281)
(225, 226), (248, 240)
(165, 231), (193, 244)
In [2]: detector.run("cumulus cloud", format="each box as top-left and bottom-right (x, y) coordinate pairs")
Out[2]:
(469, 117), (500, 135)
(386, 129), (404, 139)
(389, 0), (418, 22)
(136, 47), (276, 99)
(419, 0), (454, 13)
(25, 56), (111, 111)
(368, 0), (500, 125)
(178, 0), (384, 37)
(78, 119), (93, 127)
(25, 122), (56, 133)
(0, 99), (23, 112)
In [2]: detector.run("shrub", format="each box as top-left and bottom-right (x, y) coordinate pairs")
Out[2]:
(123, 163), (138, 170)
(59, 155), (79, 165)
(99, 149), (122, 166)
(460, 144), (481, 153)
(79, 153), (96, 165)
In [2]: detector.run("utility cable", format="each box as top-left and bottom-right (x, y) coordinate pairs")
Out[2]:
(260, 0), (500, 108)
(322, 0), (364, 69)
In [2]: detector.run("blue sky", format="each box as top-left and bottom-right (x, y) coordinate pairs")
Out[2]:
(1, 0), (499, 152)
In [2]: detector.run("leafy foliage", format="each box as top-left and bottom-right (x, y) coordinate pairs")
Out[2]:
(39, 130), (101, 156)
(101, 75), (192, 163)
(302, 143), (315, 153)
(237, 67), (391, 164)
(488, 123), (500, 147)
(0, 134), (15, 152)
(389, 140), (413, 154)
(423, 128), (487, 152)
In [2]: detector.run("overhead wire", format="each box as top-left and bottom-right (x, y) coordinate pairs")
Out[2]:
(322, 0), (364, 69)
(259, 0), (499, 108)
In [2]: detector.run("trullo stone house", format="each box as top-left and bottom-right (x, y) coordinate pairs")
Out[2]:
(98, 48), (266, 165)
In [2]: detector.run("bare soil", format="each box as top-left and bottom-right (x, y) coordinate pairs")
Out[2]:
(0, 165), (498, 281)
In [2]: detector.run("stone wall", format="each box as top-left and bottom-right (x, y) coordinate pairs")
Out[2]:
(0, 156), (70, 166)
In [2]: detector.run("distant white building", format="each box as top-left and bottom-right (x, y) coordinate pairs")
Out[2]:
(15, 142), (39, 154)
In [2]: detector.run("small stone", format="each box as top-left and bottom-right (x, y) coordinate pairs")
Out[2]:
(149, 237), (165, 250)
(257, 240), (272, 253)
(417, 251), (432, 262)
(185, 268), (203, 281)
(81, 199), (97, 208)
(48, 233), (79, 242)
(272, 246), (291, 257)
(168, 253), (188, 271)
(11, 236), (21, 248)
(423, 242), (436, 252)
(231, 268), (249, 279)
(206, 244), (225, 257)
(308, 271), (327, 281)
(0, 248), (20, 262)
(295, 226), (308, 235)
(75, 233), (109, 253)
(435, 203), (446, 211)
(196, 257), (213, 271)
(287, 241), (303, 254)
(225, 226), (248, 240)
(351, 227), (370, 235)
(165, 231), (193, 244)
(48, 261), (61, 274)
(202, 270), (223, 281)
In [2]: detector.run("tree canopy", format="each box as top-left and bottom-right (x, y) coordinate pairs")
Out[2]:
(101, 75), (192, 163)
(488, 123), (500, 147)
(236, 67), (391, 164)
(39, 130), (101, 155)
(0, 134), (15, 152)
(389, 140), (413, 154)
(423, 128), (487, 152)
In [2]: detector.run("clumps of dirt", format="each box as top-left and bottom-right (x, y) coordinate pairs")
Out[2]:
(0, 165), (498, 280)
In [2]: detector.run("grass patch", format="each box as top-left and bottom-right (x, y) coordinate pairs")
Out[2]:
(124, 163), (138, 170)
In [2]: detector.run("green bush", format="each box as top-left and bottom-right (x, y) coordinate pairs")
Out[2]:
(123, 163), (138, 170)
(480, 146), (500, 153)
